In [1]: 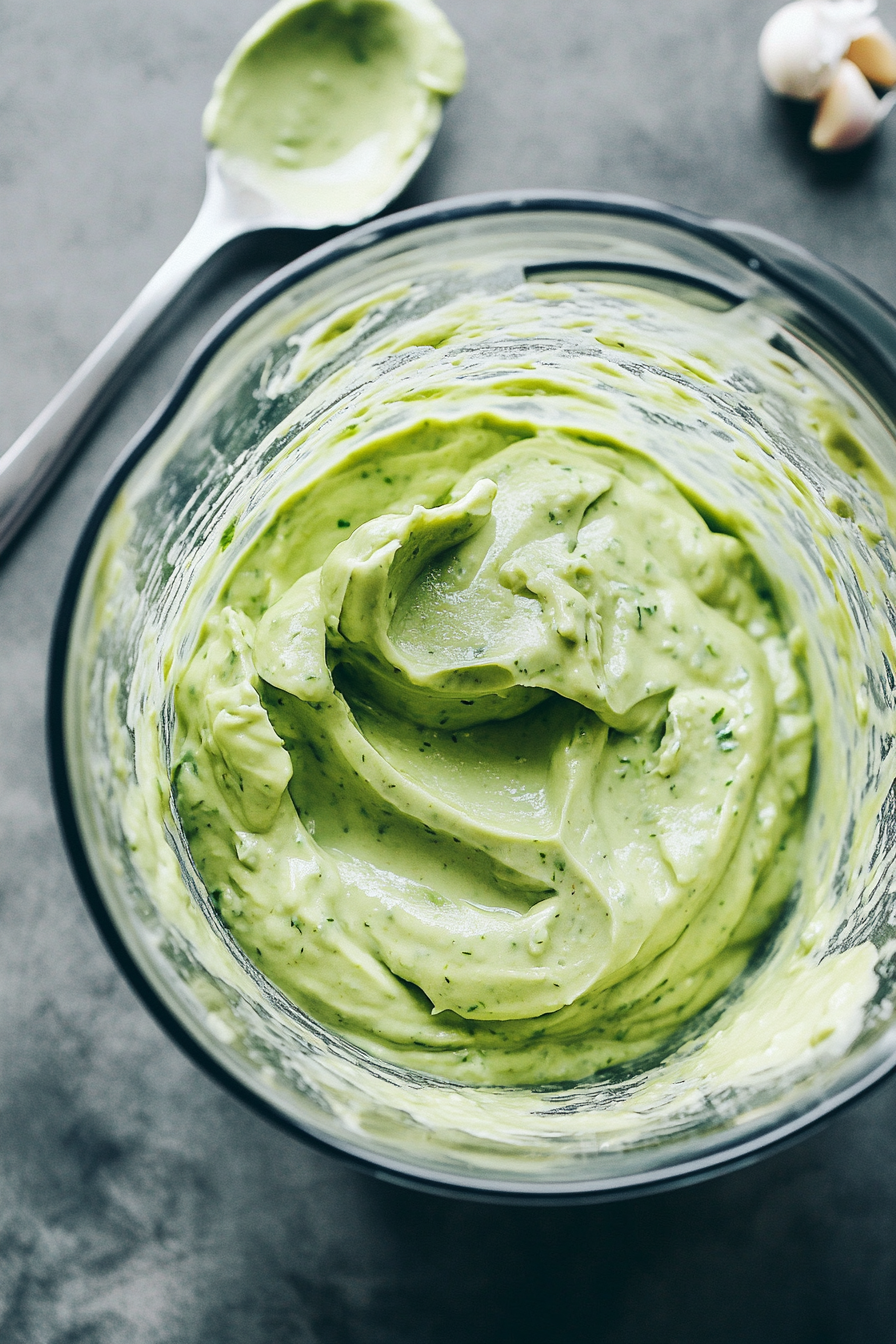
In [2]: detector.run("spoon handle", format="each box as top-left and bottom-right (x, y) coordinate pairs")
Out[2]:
(0, 208), (238, 560)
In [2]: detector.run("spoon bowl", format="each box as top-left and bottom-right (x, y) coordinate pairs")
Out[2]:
(203, 0), (465, 229)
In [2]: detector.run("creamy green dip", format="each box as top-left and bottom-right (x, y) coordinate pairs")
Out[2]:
(202, 0), (465, 226)
(170, 281), (816, 1086)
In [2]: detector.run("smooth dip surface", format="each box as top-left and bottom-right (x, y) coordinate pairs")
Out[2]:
(202, 0), (465, 225)
(171, 280), (817, 1086)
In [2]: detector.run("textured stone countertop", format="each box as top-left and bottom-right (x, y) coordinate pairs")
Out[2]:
(2, 1), (896, 1340)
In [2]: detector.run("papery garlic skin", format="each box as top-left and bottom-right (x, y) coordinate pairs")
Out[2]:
(848, 19), (896, 85)
(759, 0), (878, 99)
(810, 56), (888, 147)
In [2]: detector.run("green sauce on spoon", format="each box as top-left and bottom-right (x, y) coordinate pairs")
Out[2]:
(203, 0), (466, 227)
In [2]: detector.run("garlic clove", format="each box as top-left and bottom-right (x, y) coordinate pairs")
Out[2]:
(759, 0), (877, 100)
(848, 19), (896, 86)
(810, 56), (891, 148)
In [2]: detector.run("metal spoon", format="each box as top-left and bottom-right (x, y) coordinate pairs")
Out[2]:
(0, 0), (463, 558)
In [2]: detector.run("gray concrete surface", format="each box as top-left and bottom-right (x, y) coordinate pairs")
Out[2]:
(2, 1), (896, 1340)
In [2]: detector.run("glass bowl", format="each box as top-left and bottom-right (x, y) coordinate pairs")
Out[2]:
(49, 192), (896, 1202)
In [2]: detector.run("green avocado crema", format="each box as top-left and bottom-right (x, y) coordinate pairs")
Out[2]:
(173, 342), (813, 1083)
(202, 0), (465, 225)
